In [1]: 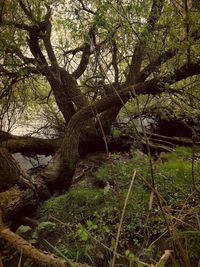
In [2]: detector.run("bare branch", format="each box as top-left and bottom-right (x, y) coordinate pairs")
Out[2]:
(78, 0), (96, 15)
(0, 223), (85, 267)
(5, 44), (37, 65)
(64, 46), (85, 56)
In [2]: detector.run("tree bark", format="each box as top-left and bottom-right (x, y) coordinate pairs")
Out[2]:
(0, 147), (31, 193)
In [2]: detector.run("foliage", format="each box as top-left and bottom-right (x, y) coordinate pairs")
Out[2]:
(155, 147), (200, 200)
(16, 225), (32, 241)
(183, 231), (200, 260)
(32, 221), (56, 240)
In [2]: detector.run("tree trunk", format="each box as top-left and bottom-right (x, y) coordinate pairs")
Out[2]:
(0, 148), (30, 193)
(44, 80), (159, 189)
(0, 148), (49, 222)
(43, 67), (98, 138)
(96, 105), (122, 136)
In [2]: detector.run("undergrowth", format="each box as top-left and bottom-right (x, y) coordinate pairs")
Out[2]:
(26, 147), (200, 266)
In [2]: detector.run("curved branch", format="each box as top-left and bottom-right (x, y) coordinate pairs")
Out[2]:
(111, 41), (119, 84)
(64, 46), (85, 56)
(78, 0), (96, 15)
(170, 61), (200, 82)
(52, 79), (160, 188)
(42, 22), (59, 68)
(72, 43), (91, 79)
(27, 31), (47, 64)
(5, 44), (37, 65)
(4, 18), (50, 65)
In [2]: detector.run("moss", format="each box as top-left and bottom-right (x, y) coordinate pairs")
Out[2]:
(40, 188), (105, 223)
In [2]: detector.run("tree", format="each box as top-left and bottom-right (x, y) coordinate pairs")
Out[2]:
(0, 1), (200, 265)
(0, 0), (200, 191)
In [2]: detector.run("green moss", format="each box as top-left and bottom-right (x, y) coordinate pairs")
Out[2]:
(40, 188), (105, 223)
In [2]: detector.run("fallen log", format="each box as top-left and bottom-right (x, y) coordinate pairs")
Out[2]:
(0, 131), (60, 156)
(0, 209), (91, 267)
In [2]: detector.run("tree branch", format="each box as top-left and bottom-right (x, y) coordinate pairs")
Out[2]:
(126, 0), (165, 84)
(72, 27), (95, 79)
(18, 0), (37, 23)
(111, 40), (119, 84)
(78, 0), (96, 15)
(5, 44), (37, 65)
(55, 80), (158, 187)
(170, 61), (200, 82)
(42, 10), (59, 68)
(2, 19), (32, 31)
(0, 0), (5, 23)
(137, 49), (177, 82)
(0, 131), (60, 156)
(0, 217), (90, 267)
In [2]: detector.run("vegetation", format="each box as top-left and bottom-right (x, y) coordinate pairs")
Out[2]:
(0, 0), (200, 266)
(16, 148), (198, 266)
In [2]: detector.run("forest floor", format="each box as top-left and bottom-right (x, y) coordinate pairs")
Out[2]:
(1, 147), (200, 267)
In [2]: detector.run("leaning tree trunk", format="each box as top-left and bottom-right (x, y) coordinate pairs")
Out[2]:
(42, 80), (159, 189)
